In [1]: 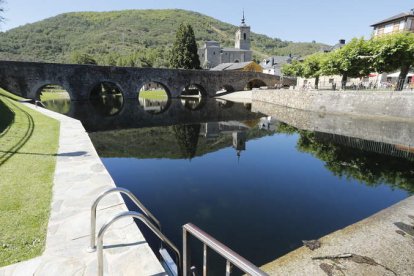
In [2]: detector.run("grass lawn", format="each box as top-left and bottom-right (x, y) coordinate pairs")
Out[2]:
(0, 88), (59, 267)
(40, 91), (70, 101)
(139, 89), (168, 100)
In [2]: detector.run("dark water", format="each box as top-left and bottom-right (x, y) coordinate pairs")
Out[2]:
(44, 97), (413, 273)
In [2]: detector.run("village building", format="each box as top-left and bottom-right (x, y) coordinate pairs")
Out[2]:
(260, 55), (293, 76)
(371, 9), (414, 37)
(198, 13), (253, 69)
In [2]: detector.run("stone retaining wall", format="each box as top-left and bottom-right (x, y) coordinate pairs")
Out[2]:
(253, 90), (414, 120)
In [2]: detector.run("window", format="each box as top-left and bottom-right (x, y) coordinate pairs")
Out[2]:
(328, 78), (334, 84)
(400, 20), (405, 30)
(213, 52), (215, 55)
(243, 33), (246, 40)
(384, 23), (393, 34)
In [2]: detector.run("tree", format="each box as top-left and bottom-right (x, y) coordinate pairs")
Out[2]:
(281, 60), (303, 77)
(70, 52), (97, 65)
(370, 32), (414, 91)
(169, 23), (200, 69)
(322, 38), (372, 89)
(301, 53), (326, 89)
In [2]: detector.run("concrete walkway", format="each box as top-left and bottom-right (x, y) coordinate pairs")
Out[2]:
(0, 104), (165, 275)
(261, 195), (414, 275)
(216, 90), (252, 103)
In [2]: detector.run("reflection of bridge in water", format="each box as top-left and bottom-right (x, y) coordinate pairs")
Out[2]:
(61, 98), (265, 132)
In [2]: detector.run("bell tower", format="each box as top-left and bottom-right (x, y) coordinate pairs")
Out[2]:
(235, 11), (251, 50)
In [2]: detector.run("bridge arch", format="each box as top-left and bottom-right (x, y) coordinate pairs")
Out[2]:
(89, 81), (124, 100)
(137, 81), (172, 99)
(180, 83), (207, 97)
(181, 96), (207, 111)
(245, 79), (268, 90)
(138, 81), (171, 115)
(89, 81), (124, 116)
(34, 83), (72, 101)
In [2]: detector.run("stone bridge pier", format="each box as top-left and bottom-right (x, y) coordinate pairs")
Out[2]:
(0, 61), (279, 101)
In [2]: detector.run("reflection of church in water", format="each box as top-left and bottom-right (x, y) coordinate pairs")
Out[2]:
(200, 122), (247, 158)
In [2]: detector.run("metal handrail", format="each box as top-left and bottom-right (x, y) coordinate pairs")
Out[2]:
(97, 211), (181, 276)
(88, 187), (161, 252)
(183, 223), (268, 276)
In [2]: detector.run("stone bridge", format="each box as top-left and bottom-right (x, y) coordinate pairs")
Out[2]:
(0, 60), (279, 101)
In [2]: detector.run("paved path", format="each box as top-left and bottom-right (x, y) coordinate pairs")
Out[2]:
(216, 90), (252, 104)
(261, 195), (414, 275)
(0, 104), (166, 275)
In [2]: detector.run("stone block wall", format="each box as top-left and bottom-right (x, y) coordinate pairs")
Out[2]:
(252, 89), (414, 120)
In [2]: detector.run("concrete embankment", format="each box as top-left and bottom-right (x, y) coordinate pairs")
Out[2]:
(0, 104), (165, 275)
(253, 89), (414, 121)
(261, 195), (414, 275)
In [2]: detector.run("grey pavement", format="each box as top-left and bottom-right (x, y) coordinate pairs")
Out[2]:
(0, 103), (166, 276)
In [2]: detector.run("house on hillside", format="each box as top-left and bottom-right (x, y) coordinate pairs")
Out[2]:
(198, 13), (252, 69)
(371, 9), (414, 37)
(260, 55), (294, 76)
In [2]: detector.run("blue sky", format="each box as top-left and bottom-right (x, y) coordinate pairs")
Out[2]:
(1, 0), (412, 45)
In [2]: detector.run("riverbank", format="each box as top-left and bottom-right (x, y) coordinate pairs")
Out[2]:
(252, 89), (414, 121)
(261, 194), (414, 275)
(0, 102), (165, 275)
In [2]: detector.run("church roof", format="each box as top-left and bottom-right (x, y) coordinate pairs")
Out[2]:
(371, 12), (414, 27)
(210, 61), (254, 71)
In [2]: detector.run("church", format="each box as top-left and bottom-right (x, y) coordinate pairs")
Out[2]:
(198, 13), (253, 69)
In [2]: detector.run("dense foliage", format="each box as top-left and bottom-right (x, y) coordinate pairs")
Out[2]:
(282, 32), (414, 90)
(370, 32), (414, 90)
(0, 9), (327, 66)
(169, 23), (200, 69)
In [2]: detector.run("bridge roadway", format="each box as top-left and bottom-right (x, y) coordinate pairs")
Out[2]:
(0, 60), (279, 101)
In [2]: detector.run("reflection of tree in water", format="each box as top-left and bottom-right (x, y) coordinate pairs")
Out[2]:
(173, 124), (201, 159)
(277, 123), (414, 194)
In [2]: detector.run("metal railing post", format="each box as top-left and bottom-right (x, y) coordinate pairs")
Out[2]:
(182, 223), (268, 276)
(203, 244), (207, 276)
(88, 187), (161, 252)
(183, 227), (189, 276)
(97, 211), (180, 276)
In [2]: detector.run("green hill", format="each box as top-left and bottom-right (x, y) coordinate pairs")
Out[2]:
(0, 9), (328, 66)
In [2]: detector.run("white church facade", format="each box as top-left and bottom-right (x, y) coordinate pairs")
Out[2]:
(198, 14), (253, 69)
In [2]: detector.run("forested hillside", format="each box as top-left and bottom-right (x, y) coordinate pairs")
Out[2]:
(0, 9), (328, 67)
